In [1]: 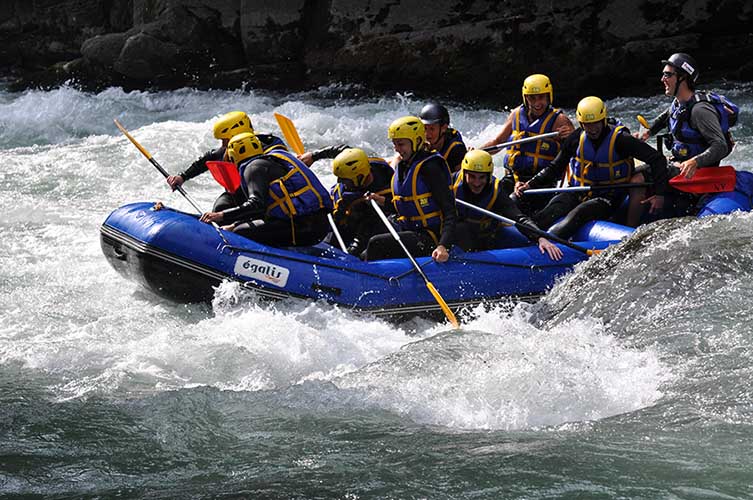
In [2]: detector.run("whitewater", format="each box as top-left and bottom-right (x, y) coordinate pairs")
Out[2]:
(1, 82), (752, 498)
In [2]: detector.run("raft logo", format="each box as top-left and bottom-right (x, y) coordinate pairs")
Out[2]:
(234, 256), (290, 287)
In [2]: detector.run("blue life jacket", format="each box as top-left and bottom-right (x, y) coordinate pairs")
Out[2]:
(436, 128), (466, 160)
(239, 150), (332, 222)
(668, 91), (738, 161)
(568, 125), (634, 195)
(503, 105), (562, 181)
(452, 171), (502, 236)
(392, 151), (452, 236)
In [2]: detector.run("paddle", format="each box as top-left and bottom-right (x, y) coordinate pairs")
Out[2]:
(274, 112), (305, 155)
(525, 183), (652, 195)
(369, 199), (460, 329)
(669, 165), (736, 193)
(523, 167), (736, 195)
(205, 160), (241, 192)
(327, 213), (348, 253)
(455, 199), (600, 256)
(482, 131), (559, 153)
(113, 119), (229, 243)
(637, 115), (650, 130)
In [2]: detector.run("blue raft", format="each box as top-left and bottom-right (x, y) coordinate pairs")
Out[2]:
(100, 171), (753, 319)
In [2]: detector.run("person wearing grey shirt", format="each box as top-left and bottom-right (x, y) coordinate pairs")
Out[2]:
(637, 53), (737, 179)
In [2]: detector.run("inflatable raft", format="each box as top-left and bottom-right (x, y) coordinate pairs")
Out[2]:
(100, 171), (753, 319)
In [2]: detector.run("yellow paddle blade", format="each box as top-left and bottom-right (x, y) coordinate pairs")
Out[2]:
(636, 114), (650, 129)
(426, 281), (460, 329)
(274, 112), (305, 155)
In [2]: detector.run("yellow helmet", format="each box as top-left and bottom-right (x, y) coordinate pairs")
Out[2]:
(213, 111), (253, 140)
(461, 149), (494, 174)
(576, 96), (607, 123)
(227, 132), (263, 164)
(522, 74), (554, 105)
(387, 116), (425, 152)
(332, 148), (371, 187)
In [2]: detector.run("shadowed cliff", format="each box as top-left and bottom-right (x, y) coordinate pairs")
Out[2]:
(1, 0), (751, 105)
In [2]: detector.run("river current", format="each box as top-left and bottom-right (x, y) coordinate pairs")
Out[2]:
(1, 82), (752, 498)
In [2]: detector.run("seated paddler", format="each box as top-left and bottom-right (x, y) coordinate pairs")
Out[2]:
(328, 148), (395, 256)
(478, 74), (575, 215)
(363, 116), (457, 263)
(419, 102), (468, 173)
(515, 96), (668, 239)
(167, 111), (287, 209)
(453, 150), (562, 260)
(199, 132), (333, 247)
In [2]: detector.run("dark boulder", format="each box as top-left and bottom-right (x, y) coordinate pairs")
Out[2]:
(1, 0), (752, 105)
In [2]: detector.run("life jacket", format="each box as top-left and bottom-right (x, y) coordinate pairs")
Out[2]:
(436, 128), (466, 162)
(257, 133), (289, 154)
(239, 150), (332, 244)
(331, 157), (393, 220)
(452, 171), (502, 236)
(567, 125), (634, 194)
(392, 151), (452, 238)
(503, 105), (563, 182)
(668, 91), (738, 161)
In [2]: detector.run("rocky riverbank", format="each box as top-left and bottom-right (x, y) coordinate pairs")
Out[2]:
(2, 0), (751, 105)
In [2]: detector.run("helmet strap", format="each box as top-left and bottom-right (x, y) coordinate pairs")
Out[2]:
(673, 74), (685, 98)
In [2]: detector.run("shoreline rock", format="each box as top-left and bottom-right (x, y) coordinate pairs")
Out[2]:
(1, 0), (751, 106)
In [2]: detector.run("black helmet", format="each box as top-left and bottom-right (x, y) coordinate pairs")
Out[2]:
(419, 103), (450, 125)
(662, 53), (699, 82)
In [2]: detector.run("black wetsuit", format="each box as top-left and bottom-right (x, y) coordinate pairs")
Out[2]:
(221, 156), (328, 247)
(454, 178), (545, 251)
(364, 150), (457, 261)
(527, 126), (668, 239)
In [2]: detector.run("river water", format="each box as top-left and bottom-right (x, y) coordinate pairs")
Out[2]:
(1, 82), (752, 498)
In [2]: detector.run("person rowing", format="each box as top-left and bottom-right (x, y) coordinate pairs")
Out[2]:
(453, 150), (562, 260)
(478, 74), (575, 215)
(515, 96), (669, 238)
(199, 132), (332, 247)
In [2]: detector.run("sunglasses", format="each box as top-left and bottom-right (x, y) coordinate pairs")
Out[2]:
(661, 71), (677, 79)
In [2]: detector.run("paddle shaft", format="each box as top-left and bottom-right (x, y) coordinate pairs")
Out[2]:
(455, 199), (597, 256)
(482, 131), (559, 153)
(327, 213), (348, 253)
(525, 183), (651, 195)
(369, 199), (459, 328)
(114, 119), (207, 213)
(369, 200), (430, 282)
(114, 119), (229, 243)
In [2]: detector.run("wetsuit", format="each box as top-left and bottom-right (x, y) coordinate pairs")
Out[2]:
(364, 150), (457, 261)
(502, 105), (564, 216)
(453, 172), (546, 251)
(528, 125), (668, 239)
(221, 153), (331, 247)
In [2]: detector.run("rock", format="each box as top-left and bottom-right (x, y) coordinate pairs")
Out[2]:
(0, 0), (752, 103)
